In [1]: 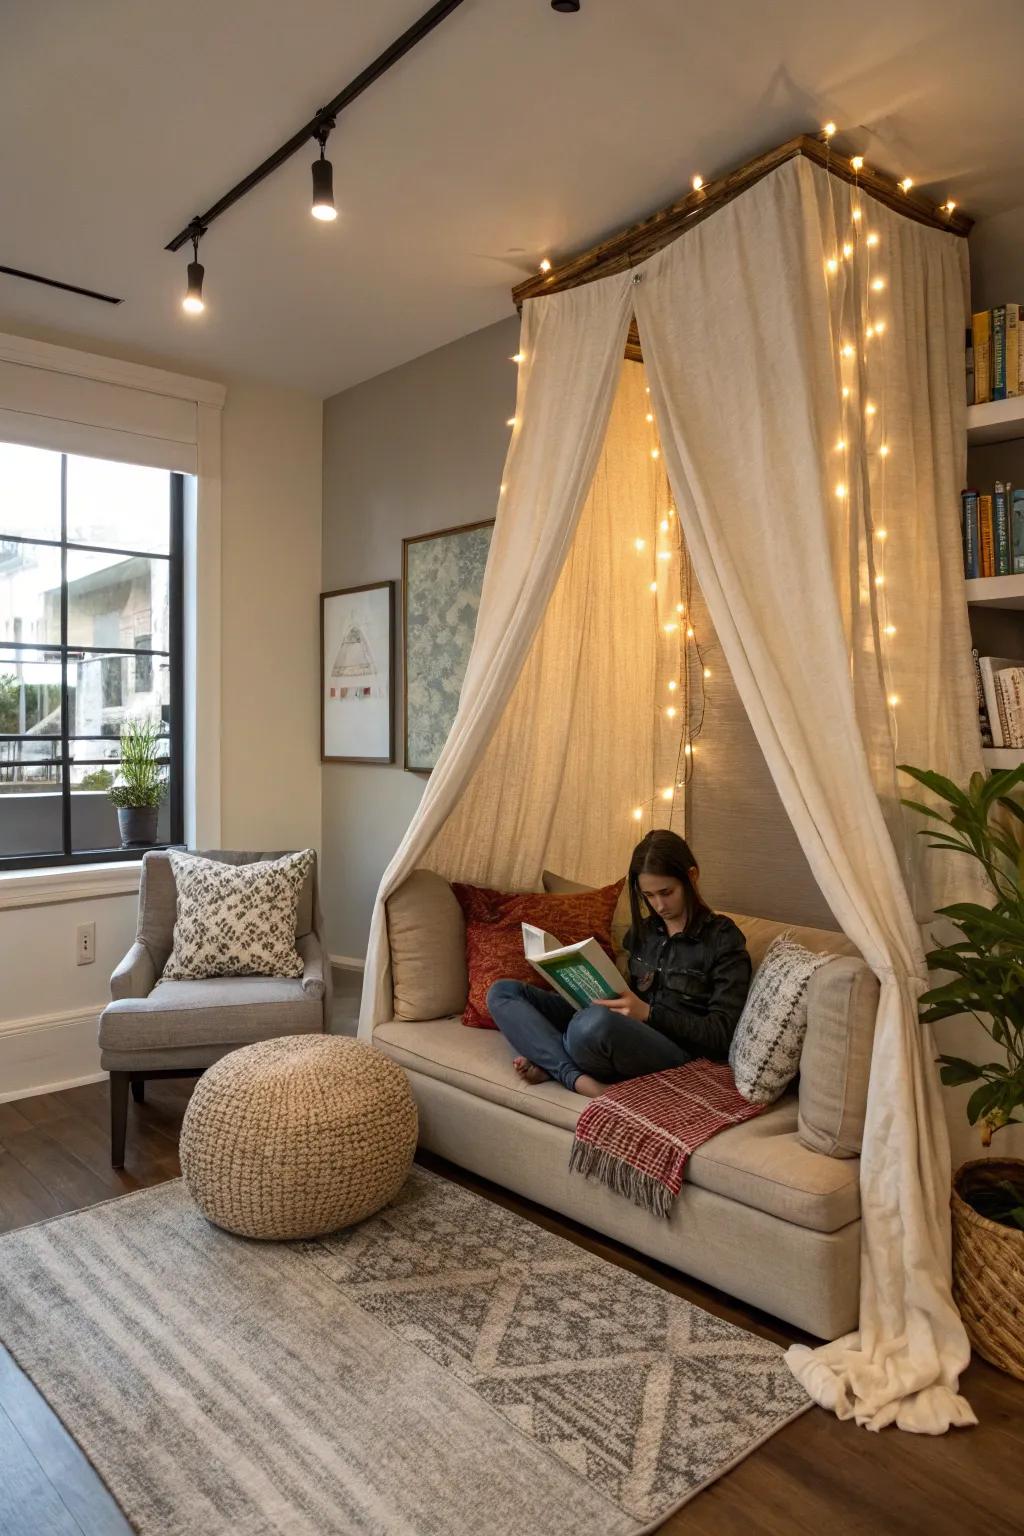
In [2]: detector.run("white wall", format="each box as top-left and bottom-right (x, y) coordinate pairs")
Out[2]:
(0, 353), (323, 1100)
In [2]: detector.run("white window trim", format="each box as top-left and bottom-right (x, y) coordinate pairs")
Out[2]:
(0, 331), (225, 898)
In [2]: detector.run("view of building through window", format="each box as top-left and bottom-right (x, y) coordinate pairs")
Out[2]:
(0, 442), (185, 864)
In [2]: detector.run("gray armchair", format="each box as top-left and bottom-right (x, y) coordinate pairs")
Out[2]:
(99, 849), (333, 1167)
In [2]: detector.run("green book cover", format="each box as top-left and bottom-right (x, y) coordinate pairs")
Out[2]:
(536, 953), (620, 1007)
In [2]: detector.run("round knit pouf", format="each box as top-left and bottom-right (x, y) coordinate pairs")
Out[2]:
(179, 1036), (418, 1240)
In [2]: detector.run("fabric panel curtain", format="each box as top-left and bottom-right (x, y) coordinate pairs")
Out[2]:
(359, 277), (634, 1034)
(427, 358), (683, 892)
(634, 153), (981, 1432)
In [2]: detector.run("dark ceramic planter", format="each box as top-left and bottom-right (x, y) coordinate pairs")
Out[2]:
(117, 805), (159, 848)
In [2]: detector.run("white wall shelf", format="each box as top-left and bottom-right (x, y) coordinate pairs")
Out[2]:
(965, 573), (1024, 609)
(982, 747), (1024, 770)
(967, 397), (1024, 446)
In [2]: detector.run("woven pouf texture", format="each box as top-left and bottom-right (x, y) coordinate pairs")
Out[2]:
(180, 1036), (418, 1240)
(951, 1158), (1024, 1383)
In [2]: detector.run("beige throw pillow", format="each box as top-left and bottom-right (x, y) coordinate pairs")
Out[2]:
(162, 850), (313, 981)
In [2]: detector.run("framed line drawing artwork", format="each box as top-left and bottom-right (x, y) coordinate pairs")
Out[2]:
(403, 519), (494, 773)
(320, 581), (395, 763)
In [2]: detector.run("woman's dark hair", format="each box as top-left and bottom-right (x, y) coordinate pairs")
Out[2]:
(628, 830), (709, 937)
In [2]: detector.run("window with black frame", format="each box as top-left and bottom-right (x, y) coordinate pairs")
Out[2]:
(0, 442), (184, 868)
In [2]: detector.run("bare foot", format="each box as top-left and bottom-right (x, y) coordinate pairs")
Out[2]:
(573, 1073), (609, 1098)
(512, 1056), (550, 1085)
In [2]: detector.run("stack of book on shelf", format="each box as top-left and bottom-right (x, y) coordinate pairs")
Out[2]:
(961, 482), (1024, 578)
(969, 304), (1024, 404)
(975, 650), (1024, 749)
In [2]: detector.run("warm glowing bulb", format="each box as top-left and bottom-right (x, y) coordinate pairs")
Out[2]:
(865, 401), (877, 417)
(684, 743), (693, 757)
(875, 574), (885, 587)
(662, 787), (674, 801)
(871, 277), (885, 291)
(666, 706), (678, 719)
(874, 319), (886, 335)
(835, 438), (846, 450)
(852, 207), (862, 222)
(823, 121), (837, 139)
(499, 482), (507, 494)
(866, 232), (879, 248)
(692, 174), (704, 191)
(182, 294), (204, 315)
(888, 693), (900, 707)
(850, 155), (864, 172)
(703, 666), (712, 678)
(657, 550), (671, 561)
(667, 680), (678, 692)
(835, 482), (848, 498)
(885, 623), (897, 636)
(899, 177), (913, 193)
(865, 324), (876, 339)
(539, 257), (552, 272)
(664, 622), (678, 634)
(841, 385), (850, 399)
(511, 352), (525, 363)
(676, 601), (685, 614)
(634, 537), (646, 552)
(841, 343), (855, 358)
(507, 417), (518, 427)
(843, 242), (853, 259)
(944, 199), (956, 214)
(651, 447), (660, 460)
(879, 444), (889, 457)
(876, 527), (888, 539)
(686, 626), (695, 639)
(646, 412), (654, 423)
(649, 581), (658, 593)
(826, 257), (839, 275)
(632, 807), (643, 821)
(660, 518), (669, 532)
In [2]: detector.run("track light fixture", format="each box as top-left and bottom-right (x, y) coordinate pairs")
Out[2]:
(311, 116), (338, 222)
(181, 221), (206, 315)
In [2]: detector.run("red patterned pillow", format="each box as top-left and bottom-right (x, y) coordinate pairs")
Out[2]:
(451, 879), (625, 1029)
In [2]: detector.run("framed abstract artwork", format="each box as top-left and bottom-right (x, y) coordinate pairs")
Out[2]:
(402, 519), (494, 773)
(320, 581), (395, 763)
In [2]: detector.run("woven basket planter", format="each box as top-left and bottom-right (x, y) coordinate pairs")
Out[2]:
(951, 1157), (1024, 1382)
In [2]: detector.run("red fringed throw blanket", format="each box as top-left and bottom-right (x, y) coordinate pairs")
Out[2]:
(569, 1059), (765, 1218)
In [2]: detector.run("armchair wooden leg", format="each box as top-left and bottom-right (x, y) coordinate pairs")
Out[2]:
(110, 1072), (130, 1169)
(130, 1076), (146, 1104)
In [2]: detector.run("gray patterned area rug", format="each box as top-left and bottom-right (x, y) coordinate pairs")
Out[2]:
(0, 1166), (809, 1535)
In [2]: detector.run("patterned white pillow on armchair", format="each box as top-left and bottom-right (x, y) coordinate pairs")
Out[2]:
(728, 933), (833, 1105)
(162, 850), (314, 981)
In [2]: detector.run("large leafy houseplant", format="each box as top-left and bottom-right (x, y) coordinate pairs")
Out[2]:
(901, 764), (1024, 1219)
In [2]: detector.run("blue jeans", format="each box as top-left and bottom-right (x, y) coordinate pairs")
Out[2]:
(486, 980), (692, 1092)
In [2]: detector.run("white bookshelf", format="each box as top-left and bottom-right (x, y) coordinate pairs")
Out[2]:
(965, 574), (1024, 609)
(967, 397), (1024, 446)
(982, 747), (1024, 770)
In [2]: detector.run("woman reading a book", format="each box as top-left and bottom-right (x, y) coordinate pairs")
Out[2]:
(487, 831), (751, 1097)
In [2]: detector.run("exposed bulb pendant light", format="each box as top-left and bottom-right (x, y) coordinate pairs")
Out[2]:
(182, 222), (205, 314)
(311, 116), (338, 222)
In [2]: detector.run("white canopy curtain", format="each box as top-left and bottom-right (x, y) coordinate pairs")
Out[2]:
(361, 151), (983, 1434)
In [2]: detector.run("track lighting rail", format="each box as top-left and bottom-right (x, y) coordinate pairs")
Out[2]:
(164, 0), (468, 253)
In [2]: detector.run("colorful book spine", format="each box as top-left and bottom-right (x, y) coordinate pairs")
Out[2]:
(992, 306), (1007, 400)
(962, 489), (980, 578)
(1012, 487), (1024, 574)
(1007, 304), (1020, 398)
(973, 310), (992, 403)
(979, 493), (995, 576)
(994, 481), (1011, 574)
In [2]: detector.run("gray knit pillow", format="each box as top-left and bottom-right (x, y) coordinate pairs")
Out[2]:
(162, 850), (314, 981)
(729, 934), (832, 1105)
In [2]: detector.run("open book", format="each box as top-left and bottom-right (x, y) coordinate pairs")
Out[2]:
(522, 923), (625, 1010)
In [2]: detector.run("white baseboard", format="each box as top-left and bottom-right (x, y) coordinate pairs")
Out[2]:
(0, 1005), (105, 1103)
(330, 954), (365, 971)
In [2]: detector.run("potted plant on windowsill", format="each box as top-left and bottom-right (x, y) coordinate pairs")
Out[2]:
(108, 716), (167, 849)
(901, 763), (1024, 1382)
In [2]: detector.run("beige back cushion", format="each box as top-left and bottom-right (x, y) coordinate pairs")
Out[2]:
(722, 911), (877, 1158)
(386, 869), (468, 1022)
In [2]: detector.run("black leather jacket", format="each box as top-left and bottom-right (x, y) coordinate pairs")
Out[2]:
(624, 909), (752, 1061)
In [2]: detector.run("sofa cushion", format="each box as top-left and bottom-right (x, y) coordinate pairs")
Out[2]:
(386, 869), (468, 1021)
(163, 850), (312, 981)
(99, 976), (322, 1053)
(720, 911), (859, 970)
(729, 934), (832, 1105)
(373, 1017), (860, 1233)
(451, 879), (623, 1029)
(798, 956), (879, 1157)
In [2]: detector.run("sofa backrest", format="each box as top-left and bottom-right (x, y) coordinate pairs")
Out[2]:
(385, 871), (878, 1158)
(138, 848), (317, 970)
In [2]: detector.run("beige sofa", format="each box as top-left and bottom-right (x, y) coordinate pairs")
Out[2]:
(373, 870), (878, 1340)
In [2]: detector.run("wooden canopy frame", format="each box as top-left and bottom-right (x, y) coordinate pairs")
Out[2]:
(512, 134), (971, 347)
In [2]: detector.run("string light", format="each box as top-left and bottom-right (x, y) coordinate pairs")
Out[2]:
(686, 625), (695, 639)
(511, 351), (525, 363)
(843, 242), (853, 259)
(667, 680), (678, 692)
(666, 706), (677, 719)
(875, 574), (885, 587)
(835, 482), (848, 497)
(539, 257), (552, 272)
(646, 412), (654, 423)
(662, 787), (674, 801)
(871, 277), (885, 291)
(703, 667), (712, 678)
(632, 807), (643, 821)
(651, 447), (660, 460)
(943, 200), (956, 215)
(649, 580), (658, 592)
(835, 438), (846, 450)
(852, 207), (862, 222)
(874, 319), (886, 335)
(841, 385), (850, 399)
(850, 155), (864, 172)
(676, 602), (686, 613)
(823, 121), (837, 139)
(660, 517), (669, 531)
(865, 401), (877, 417)
(866, 232), (879, 248)
(634, 537), (646, 551)
(692, 174), (704, 191)
(841, 343), (855, 358)
(878, 444), (889, 457)
(899, 177), (913, 193)
(683, 743), (692, 757)
(826, 257), (839, 274)
(888, 693), (900, 707)
(657, 549), (671, 560)
(885, 623), (897, 636)
(506, 416), (518, 427)
(865, 324), (876, 338)
(664, 622), (678, 634)
(876, 527), (888, 539)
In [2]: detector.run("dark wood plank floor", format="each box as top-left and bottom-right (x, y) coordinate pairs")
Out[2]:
(0, 1074), (1021, 1536)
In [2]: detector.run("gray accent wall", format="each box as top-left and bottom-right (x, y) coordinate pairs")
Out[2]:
(321, 316), (832, 961)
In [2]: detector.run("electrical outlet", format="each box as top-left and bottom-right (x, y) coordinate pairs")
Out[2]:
(76, 921), (96, 966)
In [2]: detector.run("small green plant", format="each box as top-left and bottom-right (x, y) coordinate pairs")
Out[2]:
(108, 717), (167, 810)
(901, 764), (1024, 1189)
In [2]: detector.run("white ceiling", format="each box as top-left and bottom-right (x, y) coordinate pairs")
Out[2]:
(3, 0), (1023, 399)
